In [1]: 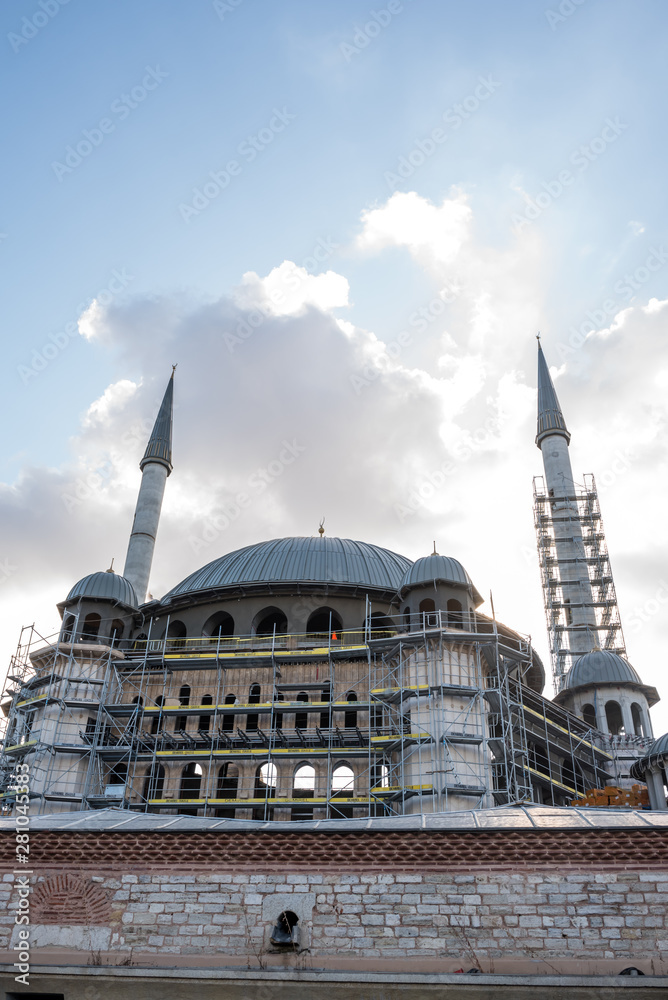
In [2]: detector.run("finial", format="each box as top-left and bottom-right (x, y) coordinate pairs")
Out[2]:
(318, 517), (325, 538)
(106, 558), (115, 574)
(171, 364), (177, 377)
(432, 540), (437, 555)
(536, 332), (541, 342)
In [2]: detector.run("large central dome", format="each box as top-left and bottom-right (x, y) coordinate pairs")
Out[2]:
(162, 536), (413, 600)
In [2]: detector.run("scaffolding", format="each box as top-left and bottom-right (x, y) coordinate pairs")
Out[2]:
(0, 610), (616, 818)
(534, 473), (627, 694)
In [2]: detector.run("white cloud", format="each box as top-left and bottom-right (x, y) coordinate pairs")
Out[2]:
(356, 189), (472, 267)
(82, 379), (140, 428)
(234, 260), (349, 317)
(78, 298), (104, 340)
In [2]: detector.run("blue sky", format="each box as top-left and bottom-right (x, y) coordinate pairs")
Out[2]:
(2, 0), (668, 731)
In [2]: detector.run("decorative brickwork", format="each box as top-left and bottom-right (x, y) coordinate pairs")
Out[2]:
(0, 828), (666, 873)
(31, 873), (111, 924)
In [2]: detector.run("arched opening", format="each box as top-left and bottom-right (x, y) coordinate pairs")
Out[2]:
(151, 695), (164, 735)
(582, 703), (597, 729)
(306, 607), (343, 637)
(222, 694), (236, 733)
(110, 619), (124, 646)
(371, 759), (390, 788)
(270, 910), (299, 947)
(273, 693), (284, 729)
(254, 607), (288, 636)
(561, 757), (577, 792)
(107, 761), (127, 790)
(216, 762), (239, 818)
(292, 763), (315, 821)
(83, 613), (101, 640)
(217, 762), (239, 798)
(365, 612), (396, 636)
(344, 691), (358, 729)
(331, 764), (355, 819)
(167, 620), (187, 649)
(61, 613), (76, 642)
(631, 702), (646, 737)
(134, 632), (148, 650)
(143, 762), (165, 803)
(180, 762), (203, 799)
(447, 599), (464, 629)
(402, 606), (410, 628)
(246, 683), (261, 730)
(295, 692), (309, 730)
(528, 742), (549, 774)
(419, 598), (437, 627)
(199, 694), (213, 733)
(319, 688), (330, 729)
(175, 684), (190, 732)
(203, 610), (235, 639)
(605, 700), (625, 735)
(255, 762), (277, 796)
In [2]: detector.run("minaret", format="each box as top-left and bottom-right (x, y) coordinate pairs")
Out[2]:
(534, 341), (598, 686)
(123, 370), (174, 604)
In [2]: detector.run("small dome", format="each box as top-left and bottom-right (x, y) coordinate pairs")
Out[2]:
(647, 732), (668, 758)
(65, 571), (138, 609)
(399, 553), (482, 604)
(565, 650), (641, 690)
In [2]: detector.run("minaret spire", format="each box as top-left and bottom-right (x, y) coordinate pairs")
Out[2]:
(123, 372), (175, 604)
(536, 339), (570, 447)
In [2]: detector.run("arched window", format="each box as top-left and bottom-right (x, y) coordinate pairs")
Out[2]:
(255, 762), (277, 796)
(246, 683), (261, 730)
(293, 764), (315, 798)
(295, 692), (309, 730)
(561, 757), (576, 791)
(319, 689), (330, 729)
(605, 700), (624, 735)
(631, 702), (646, 737)
(61, 614), (76, 642)
(151, 695), (164, 735)
(203, 610), (235, 639)
(254, 607), (288, 636)
(273, 693), (284, 729)
(222, 694), (236, 733)
(83, 613), (101, 640)
(447, 599), (463, 629)
(582, 703), (596, 728)
(180, 762), (202, 799)
(332, 764), (354, 797)
(371, 759), (390, 789)
(344, 691), (358, 729)
(419, 598), (437, 627)
(270, 910), (299, 946)
(306, 607), (343, 636)
(143, 762), (165, 802)
(199, 694), (213, 733)
(175, 685), (190, 733)
(167, 620), (187, 649)
(218, 762), (238, 798)
(528, 742), (549, 774)
(110, 619), (124, 646)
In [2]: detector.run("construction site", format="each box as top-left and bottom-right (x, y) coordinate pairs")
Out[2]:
(0, 607), (627, 820)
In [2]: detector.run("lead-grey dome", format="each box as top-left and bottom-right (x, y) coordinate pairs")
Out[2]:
(647, 733), (668, 757)
(163, 537), (412, 600)
(565, 650), (641, 689)
(399, 553), (482, 604)
(65, 571), (138, 609)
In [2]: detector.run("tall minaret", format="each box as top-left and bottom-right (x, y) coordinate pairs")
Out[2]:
(123, 370), (174, 604)
(534, 341), (598, 685)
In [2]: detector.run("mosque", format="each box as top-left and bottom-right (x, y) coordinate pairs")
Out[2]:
(0, 343), (667, 993)
(0, 343), (665, 819)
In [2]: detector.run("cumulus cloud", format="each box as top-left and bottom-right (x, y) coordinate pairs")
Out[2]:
(2, 192), (668, 734)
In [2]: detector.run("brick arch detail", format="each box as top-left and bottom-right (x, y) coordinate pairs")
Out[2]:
(32, 873), (111, 925)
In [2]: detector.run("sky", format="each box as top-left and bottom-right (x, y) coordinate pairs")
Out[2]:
(1, 0), (668, 735)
